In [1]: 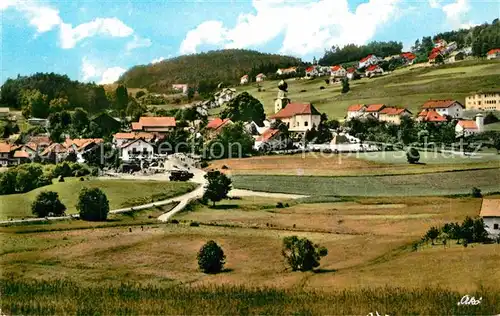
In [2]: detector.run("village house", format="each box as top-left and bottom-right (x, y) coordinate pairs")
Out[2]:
(346, 104), (366, 120)
(113, 132), (155, 148)
(240, 75), (249, 85)
(119, 138), (155, 162)
(365, 65), (384, 78)
(480, 199), (500, 238)
(378, 107), (412, 125)
(434, 38), (447, 48)
(417, 109), (447, 123)
(0, 108), (10, 119)
(358, 54), (380, 69)
(330, 65), (346, 79)
(465, 91), (500, 111)
(41, 143), (70, 162)
(346, 67), (357, 80)
(400, 52), (416, 65)
(270, 103), (321, 132)
(455, 114), (484, 138)
(205, 118), (233, 138)
(276, 67), (297, 76)
(12, 150), (30, 165)
(305, 66), (318, 78)
(446, 51), (464, 64)
(486, 48), (500, 60)
(254, 128), (286, 151)
(0, 142), (13, 167)
(245, 120), (271, 136)
(132, 116), (176, 133)
(444, 41), (458, 54)
(172, 84), (188, 95)
(364, 104), (386, 119)
(214, 88), (236, 107)
(421, 99), (464, 118)
(256, 73), (266, 82)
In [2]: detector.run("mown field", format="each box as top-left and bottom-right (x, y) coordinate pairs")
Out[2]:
(208, 152), (500, 176)
(1, 195), (499, 314)
(0, 178), (197, 220)
(234, 59), (500, 119)
(231, 168), (500, 196)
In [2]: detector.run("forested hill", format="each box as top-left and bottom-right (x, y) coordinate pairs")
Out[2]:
(118, 49), (303, 92)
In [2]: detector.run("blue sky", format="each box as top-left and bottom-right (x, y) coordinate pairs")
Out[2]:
(1, 0), (498, 85)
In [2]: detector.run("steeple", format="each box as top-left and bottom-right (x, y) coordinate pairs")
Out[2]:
(274, 80), (290, 113)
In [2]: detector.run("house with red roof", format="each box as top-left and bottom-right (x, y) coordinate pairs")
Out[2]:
(487, 48), (500, 60)
(358, 54), (380, 69)
(205, 118), (233, 138)
(254, 128), (286, 151)
(132, 116), (176, 133)
(276, 67), (297, 75)
(240, 75), (249, 85)
(365, 104), (386, 119)
(400, 52), (416, 65)
(270, 103), (321, 132)
(346, 104), (366, 120)
(120, 138), (155, 162)
(455, 114), (484, 138)
(365, 64), (384, 78)
(421, 99), (464, 118)
(0, 142), (14, 167)
(417, 109), (448, 123)
(113, 132), (156, 148)
(330, 65), (346, 79)
(480, 199), (500, 237)
(256, 73), (267, 82)
(346, 67), (357, 80)
(378, 107), (412, 125)
(305, 66), (318, 78)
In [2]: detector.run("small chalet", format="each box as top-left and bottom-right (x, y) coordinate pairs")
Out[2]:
(256, 73), (266, 82)
(0, 142), (14, 167)
(240, 75), (249, 85)
(346, 104), (366, 120)
(305, 66), (318, 78)
(119, 138), (155, 162)
(132, 116), (176, 133)
(446, 51), (464, 63)
(378, 107), (412, 125)
(480, 199), (500, 238)
(172, 84), (189, 95)
(365, 104), (386, 119)
(346, 67), (357, 80)
(487, 49), (500, 60)
(358, 54), (379, 69)
(400, 52), (416, 65)
(428, 48), (443, 64)
(270, 103), (321, 132)
(365, 65), (383, 78)
(330, 65), (346, 79)
(205, 118), (233, 138)
(421, 99), (464, 118)
(417, 109), (447, 123)
(254, 128), (285, 151)
(12, 150), (30, 165)
(455, 114), (484, 138)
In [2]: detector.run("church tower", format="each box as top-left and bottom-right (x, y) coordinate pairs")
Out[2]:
(274, 80), (290, 113)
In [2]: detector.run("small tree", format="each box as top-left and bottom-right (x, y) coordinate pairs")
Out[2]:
(341, 78), (350, 94)
(471, 187), (482, 198)
(77, 187), (109, 221)
(281, 236), (328, 271)
(425, 226), (440, 245)
(406, 147), (420, 164)
(197, 240), (226, 274)
(31, 191), (66, 217)
(203, 170), (232, 206)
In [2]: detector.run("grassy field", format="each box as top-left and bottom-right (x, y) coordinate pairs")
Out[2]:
(208, 153), (500, 176)
(0, 178), (197, 220)
(231, 168), (500, 196)
(2, 194), (500, 314)
(235, 59), (500, 120)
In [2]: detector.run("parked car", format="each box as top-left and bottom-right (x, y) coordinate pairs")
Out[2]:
(169, 170), (194, 181)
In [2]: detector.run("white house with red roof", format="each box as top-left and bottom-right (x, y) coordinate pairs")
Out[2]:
(120, 138), (155, 162)
(487, 49), (500, 60)
(346, 104), (366, 120)
(240, 75), (249, 85)
(378, 107), (412, 125)
(400, 52), (416, 65)
(270, 103), (321, 132)
(421, 99), (464, 118)
(172, 84), (188, 95)
(480, 199), (500, 238)
(365, 65), (384, 78)
(113, 132), (156, 148)
(455, 114), (484, 137)
(132, 116), (176, 133)
(256, 73), (266, 82)
(358, 54), (380, 69)
(254, 128), (286, 151)
(205, 118), (233, 138)
(330, 65), (346, 79)
(305, 66), (318, 78)
(364, 104), (386, 119)
(417, 109), (447, 123)
(346, 67), (357, 80)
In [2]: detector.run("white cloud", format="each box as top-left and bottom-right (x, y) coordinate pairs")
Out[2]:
(429, 0), (442, 9)
(179, 0), (402, 56)
(126, 35), (152, 51)
(99, 67), (127, 84)
(2, 1), (135, 49)
(60, 17), (134, 49)
(151, 56), (166, 64)
(80, 57), (126, 84)
(442, 0), (470, 28)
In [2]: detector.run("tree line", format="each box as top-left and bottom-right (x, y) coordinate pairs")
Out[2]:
(318, 41), (403, 66)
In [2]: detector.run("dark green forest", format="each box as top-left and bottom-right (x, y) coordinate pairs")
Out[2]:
(318, 41), (404, 66)
(117, 49), (303, 92)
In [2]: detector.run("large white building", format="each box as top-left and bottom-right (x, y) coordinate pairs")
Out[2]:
(465, 91), (500, 111)
(421, 100), (464, 119)
(120, 138), (154, 162)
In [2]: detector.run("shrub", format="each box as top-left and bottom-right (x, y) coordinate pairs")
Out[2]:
(31, 191), (66, 217)
(276, 202), (284, 208)
(77, 187), (109, 221)
(190, 221), (200, 227)
(281, 236), (328, 271)
(197, 240), (225, 274)
(169, 219), (179, 224)
(200, 161), (209, 168)
(406, 147), (420, 164)
(319, 86), (325, 90)
(425, 226), (439, 245)
(471, 187), (482, 198)
(58, 176), (65, 182)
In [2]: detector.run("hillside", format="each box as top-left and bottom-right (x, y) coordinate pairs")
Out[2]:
(233, 59), (500, 120)
(118, 49), (303, 92)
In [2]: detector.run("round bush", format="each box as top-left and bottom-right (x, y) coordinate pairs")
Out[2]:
(197, 240), (225, 274)
(77, 187), (109, 221)
(31, 191), (66, 218)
